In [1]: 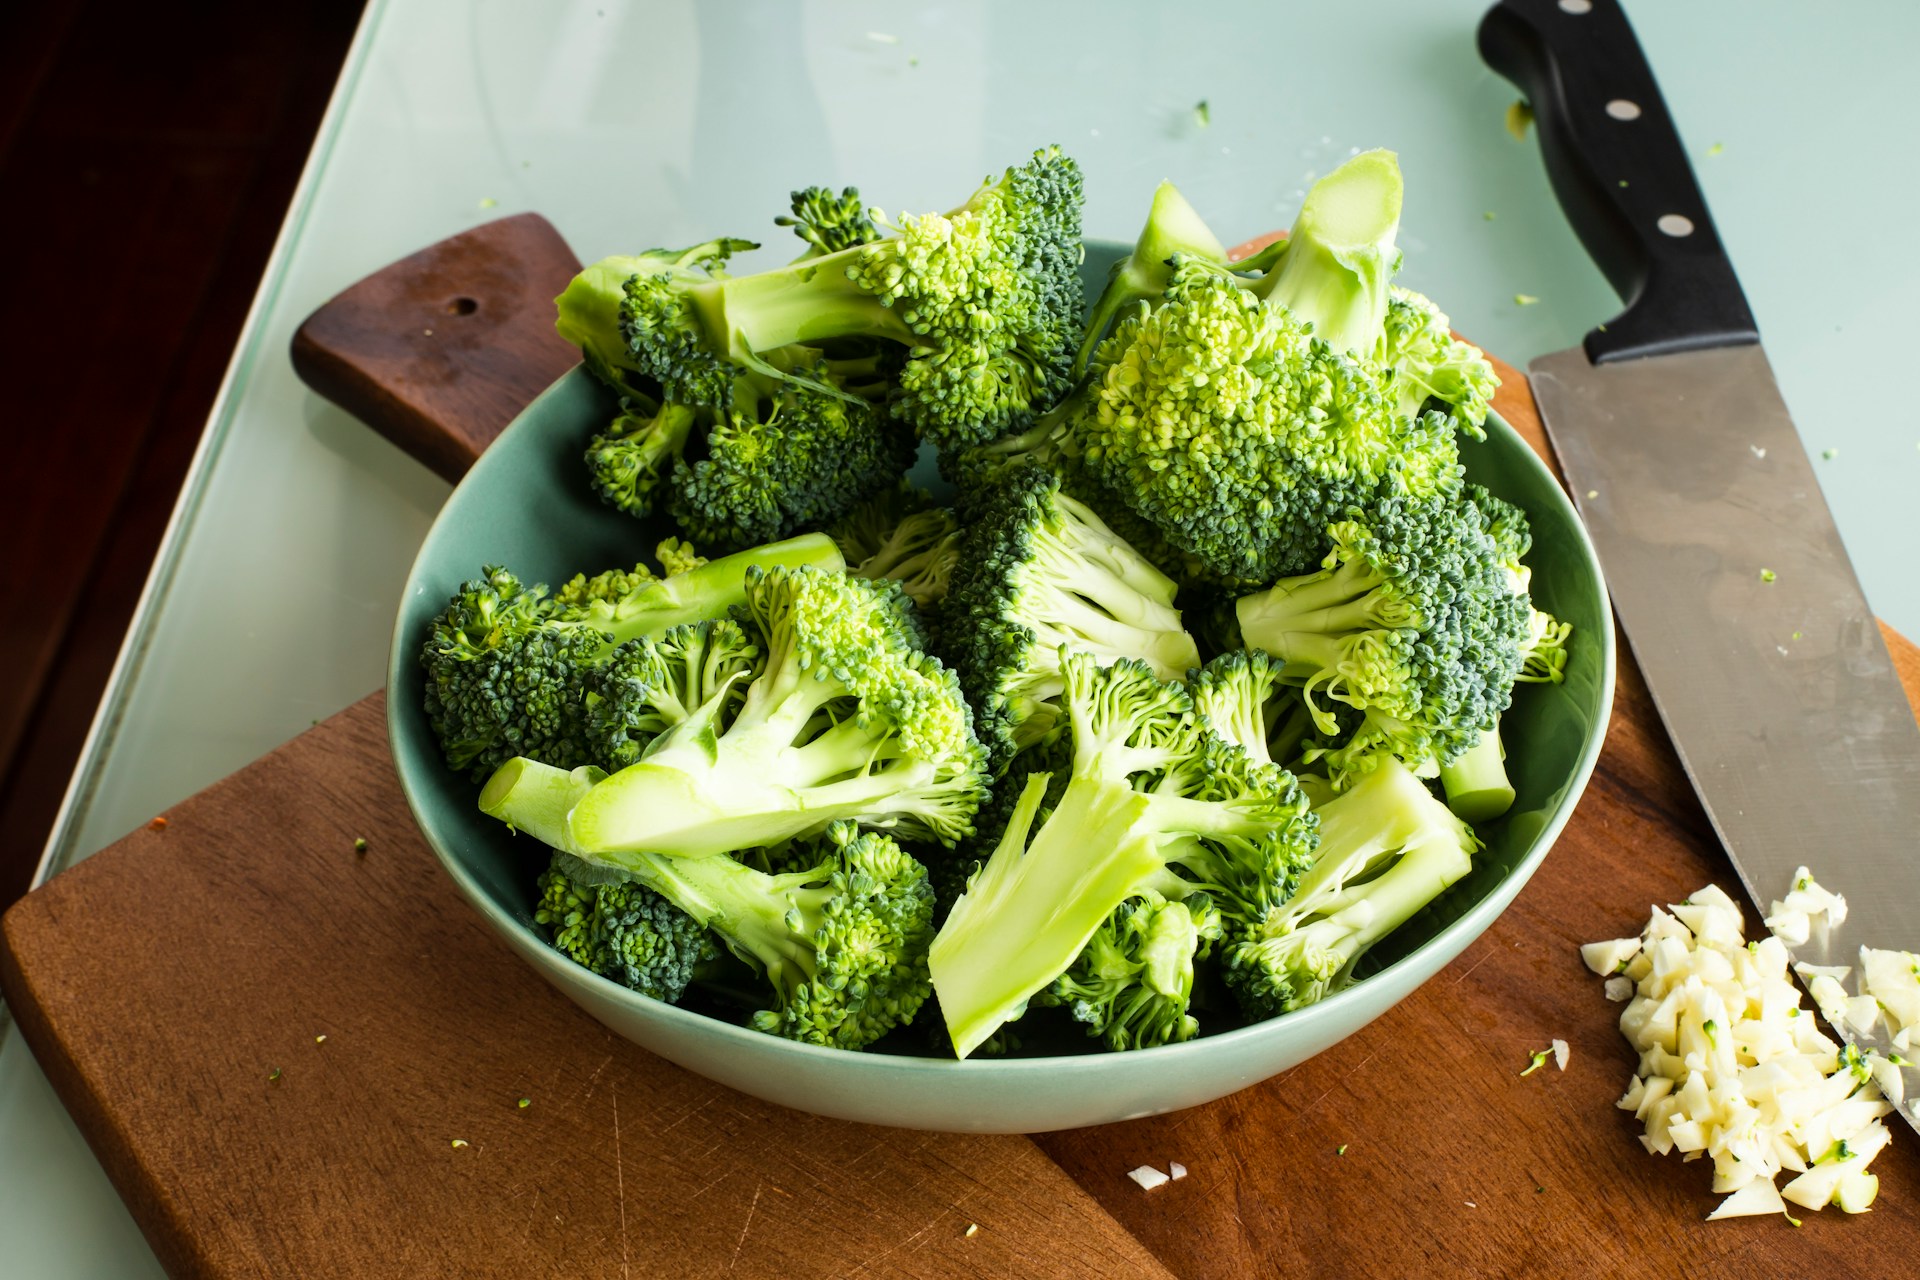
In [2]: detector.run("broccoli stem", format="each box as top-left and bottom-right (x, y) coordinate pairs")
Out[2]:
(688, 255), (916, 360)
(621, 851), (827, 989)
(582, 533), (843, 658)
(1077, 181), (1228, 375)
(478, 759), (604, 853)
(1247, 149), (1403, 358)
(1234, 557), (1420, 648)
(1438, 727), (1515, 822)
(932, 774), (1167, 1058)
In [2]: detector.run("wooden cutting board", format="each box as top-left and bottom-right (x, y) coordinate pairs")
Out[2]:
(6, 213), (1920, 1278)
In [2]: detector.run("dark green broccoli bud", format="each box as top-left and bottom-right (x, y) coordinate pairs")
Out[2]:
(1234, 487), (1532, 788)
(1436, 489), (1572, 821)
(585, 618), (764, 770)
(1037, 891), (1225, 1051)
(1189, 648), (1323, 773)
(515, 811), (935, 1050)
(929, 652), (1315, 1057)
(483, 567), (989, 857)
(587, 148), (1083, 453)
(776, 185), (879, 258)
(534, 852), (718, 1002)
(555, 239), (758, 406)
(419, 535), (843, 780)
(584, 399), (697, 519)
(943, 467), (1202, 775)
(1222, 757), (1478, 1017)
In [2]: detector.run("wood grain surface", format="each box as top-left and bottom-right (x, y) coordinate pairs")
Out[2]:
(8, 217), (1920, 1277)
(0, 698), (1173, 1280)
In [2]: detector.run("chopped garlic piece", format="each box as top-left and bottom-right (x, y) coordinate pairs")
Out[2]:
(1582, 938), (1642, 976)
(1552, 1039), (1570, 1071)
(1128, 1166), (1169, 1190)
(1707, 1179), (1786, 1220)
(1168, 1162), (1187, 1180)
(1604, 976), (1633, 1002)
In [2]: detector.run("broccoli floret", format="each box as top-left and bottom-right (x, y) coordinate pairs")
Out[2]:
(601, 147), (1083, 452)
(1435, 489), (1572, 821)
(1379, 287), (1499, 442)
(1222, 757), (1479, 1017)
(519, 810), (933, 1049)
(419, 535), (842, 779)
(1234, 487), (1532, 787)
(828, 483), (963, 611)
(1036, 890), (1225, 1051)
(482, 567), (988, 857)
(942, 467), (1202, 775)
(776, 185), (880, 258)
(928, 653), (1315, 1057)
(585, 618), (764, 770)
(1189, 648), (1322, 773)
(534, 852), (718, 1001)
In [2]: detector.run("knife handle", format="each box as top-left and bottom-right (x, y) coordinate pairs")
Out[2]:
(1478, 0), (1758, 364)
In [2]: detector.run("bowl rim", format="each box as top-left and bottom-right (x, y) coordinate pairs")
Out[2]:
(387, 375), (1617, 1076)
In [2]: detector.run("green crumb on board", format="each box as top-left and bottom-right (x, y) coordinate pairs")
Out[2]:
(1483, 211), (1496, 221)
(1505, 101), (1533, 141)
(1791, 631), (1803, 640)
(268, 1067), (282, 1083)
(1617, 180), (1628, 188)
(1513, 293), (1539, 306)
(315, 1034), (327, 1045)
(451, 1139), (469, 1149)
(517, 1097), (531, 1109)
(478, 197), (497, 209)
(1708, 142), (1725, 156)
(1759, 569), (1777, 583)
(354, 837), (369, 853)
(1519, 1049), (1550, 1077)
(1193, 100), (1211, 128)
(1821, 448), (1838, 460)
(1337, 1144), (1348, 1156)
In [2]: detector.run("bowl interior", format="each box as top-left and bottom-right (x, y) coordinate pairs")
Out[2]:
(388, 241), (1613, 1074)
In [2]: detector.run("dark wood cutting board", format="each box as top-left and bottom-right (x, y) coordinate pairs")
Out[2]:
(6, 213), (1920, 1278)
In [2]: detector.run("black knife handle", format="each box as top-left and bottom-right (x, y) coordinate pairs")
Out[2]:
(1478, 0), (1758, 363)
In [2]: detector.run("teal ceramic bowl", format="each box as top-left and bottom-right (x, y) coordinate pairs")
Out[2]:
(388, 244), (1616, 1133)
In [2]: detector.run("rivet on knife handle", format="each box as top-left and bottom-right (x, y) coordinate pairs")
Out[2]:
(1478, 0), (1758, 364)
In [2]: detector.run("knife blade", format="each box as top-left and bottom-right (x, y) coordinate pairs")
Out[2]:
(1481, 0), (1920, 1121)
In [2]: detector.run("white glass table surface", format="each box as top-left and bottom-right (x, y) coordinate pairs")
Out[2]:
(3, 2), (1915, 1272)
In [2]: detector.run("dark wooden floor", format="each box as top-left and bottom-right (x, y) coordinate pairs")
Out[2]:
(0, 1), (365, 908)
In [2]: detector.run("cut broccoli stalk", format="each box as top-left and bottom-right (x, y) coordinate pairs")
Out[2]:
(1244, 148), (1403, 358)
(555, 242), (757, 397)
(1223, 757), (1479, 1018)
(1077, 181), (1229, 375)
(575, 534), (843, 657)
(929, 655), (1312, 1058)
(479, 758), (603, 853)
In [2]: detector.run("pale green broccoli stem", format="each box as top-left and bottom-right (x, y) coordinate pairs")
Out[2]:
(1249, 149), (1403, 358)
(1235, 556), (1421, 644)
(478, 759), (604, 854)
(1077, 181), (1228, 375)
(1438, 730), (1515, 823)
(556, 242), (756, 387)
(687, 252), (916, 360)
(579, 533), (844, 660)
(619, 851), (828, 990)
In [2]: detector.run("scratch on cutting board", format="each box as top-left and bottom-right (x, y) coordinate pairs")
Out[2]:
(581, 1053), (615, 1103)
(727, 1180), (764, 1272)
(846, 1207), (951, 1275)
(612, 1080), (630, 1279)
(1450, 947), (1496, 986)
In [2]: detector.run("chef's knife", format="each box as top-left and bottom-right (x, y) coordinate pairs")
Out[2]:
(1480, 0), (1920, 1118)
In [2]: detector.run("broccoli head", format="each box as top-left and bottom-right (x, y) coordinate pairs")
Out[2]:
(534, 851), (718, 1002)
(1379, 287), (1499, 442)
(1222, 757), (1478, 1017)
(776, 185), (880, 258)
(1234, 487), (1532, 787)
(597, 148), (1083, 453)
(929, 652), (1315, 1057)
(483, 567), (988, 858)
(942, 466), (1202, 774)
(1037, 890), (1225, 1051)
(419, 535), (842, 780)
(585, 618), (764, 771)
(828, 483), (963, 612)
